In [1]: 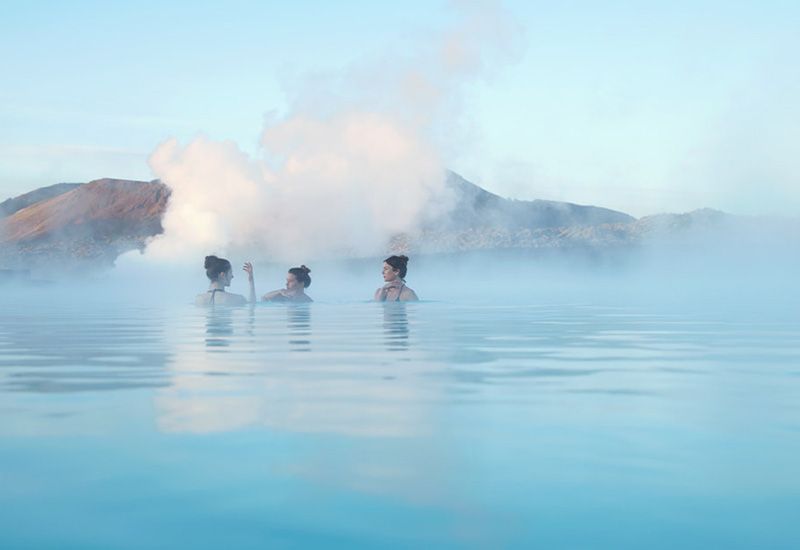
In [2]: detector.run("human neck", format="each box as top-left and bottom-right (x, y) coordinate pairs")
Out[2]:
(210, 281), (225, 290)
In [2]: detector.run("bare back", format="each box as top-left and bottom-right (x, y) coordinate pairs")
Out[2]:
(195, 289), (248, 306)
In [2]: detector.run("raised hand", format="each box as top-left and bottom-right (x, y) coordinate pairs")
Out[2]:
(243, 262), (256, 303)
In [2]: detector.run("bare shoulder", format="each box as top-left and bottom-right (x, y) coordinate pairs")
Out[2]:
(219, 292), (248, 306)
(232, 293), (249, 306)
(400, 287), (419, 301)
(195, 293), (211, 306)
(262, 289), (283, 301)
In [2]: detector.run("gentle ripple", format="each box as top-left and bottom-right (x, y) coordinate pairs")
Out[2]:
(1, 301), (799, 548)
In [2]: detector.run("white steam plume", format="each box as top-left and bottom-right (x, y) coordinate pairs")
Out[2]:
(145, 2), (519, 262)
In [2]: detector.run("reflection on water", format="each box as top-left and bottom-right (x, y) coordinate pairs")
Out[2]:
(0, 307), (171, 393)
(287, 305), (311, 352)
(382, 303), (409, 352)
(154, 304), (429, 437)
(204, 307), (234, 348)
(1, 301), (800, 548)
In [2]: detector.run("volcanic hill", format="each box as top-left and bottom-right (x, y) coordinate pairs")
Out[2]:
(0, 178), (169, 269)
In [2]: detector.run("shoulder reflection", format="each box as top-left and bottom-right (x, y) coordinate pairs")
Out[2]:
(204, 307), (234, 348)
(287, 304), (312, 352)
(382, 302), (409, 351)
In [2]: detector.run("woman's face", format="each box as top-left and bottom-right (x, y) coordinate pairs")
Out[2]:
(382, 262), (399, 282)
(286, 272), (302, 291)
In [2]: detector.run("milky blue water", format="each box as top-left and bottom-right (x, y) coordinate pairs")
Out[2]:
(1, 298), (799, 548)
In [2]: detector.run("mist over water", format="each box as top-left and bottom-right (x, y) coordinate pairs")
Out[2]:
(3, 4), (800, 548)
(3, 234), (796, 314)
(144, 3), (520, 264)
(2, 245), (799, 548)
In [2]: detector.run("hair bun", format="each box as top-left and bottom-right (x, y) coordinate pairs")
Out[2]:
(300, 265), (311, 273)
(204, 255), (218, 269)
(398, 255), (409, 262)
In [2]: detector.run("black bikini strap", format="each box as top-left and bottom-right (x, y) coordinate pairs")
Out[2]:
(209, 288), (221, 304)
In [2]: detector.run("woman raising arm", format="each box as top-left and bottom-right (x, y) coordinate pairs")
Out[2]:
(195, 255), (257, 306)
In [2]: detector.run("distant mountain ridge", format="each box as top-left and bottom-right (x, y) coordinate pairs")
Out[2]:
(400, 207), (738, 254)
(0, 182), (80, 218)
(0, 178), (169, 269)
(439, 172), (635, 230)
(0, 172), (762, 272)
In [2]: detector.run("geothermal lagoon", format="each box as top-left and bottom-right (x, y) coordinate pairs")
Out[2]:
(1, 272), (798, 549)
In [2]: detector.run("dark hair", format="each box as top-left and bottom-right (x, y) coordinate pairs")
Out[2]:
(384, 255), (409, 279)
(204, 255), (232, 281)
(288, 265), (312, 288)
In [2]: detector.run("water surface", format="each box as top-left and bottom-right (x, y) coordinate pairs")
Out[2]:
(1, 299), (799, 548)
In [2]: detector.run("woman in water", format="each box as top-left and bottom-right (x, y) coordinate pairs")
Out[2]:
(195, 255), (256, 306)
(374, 255), (419, 302)
(262, 265), (313, 303)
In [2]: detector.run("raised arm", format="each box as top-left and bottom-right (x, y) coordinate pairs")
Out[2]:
(243, 262), (256, 303)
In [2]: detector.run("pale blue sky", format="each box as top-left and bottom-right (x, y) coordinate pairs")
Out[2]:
(1, 0), (798, 216)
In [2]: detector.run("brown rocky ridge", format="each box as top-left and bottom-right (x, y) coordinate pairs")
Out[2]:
(0, 178), (170, 270)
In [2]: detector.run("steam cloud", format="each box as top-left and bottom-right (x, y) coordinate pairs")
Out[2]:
(145, 2), (519, 262)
